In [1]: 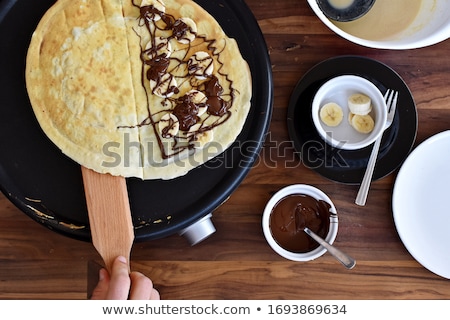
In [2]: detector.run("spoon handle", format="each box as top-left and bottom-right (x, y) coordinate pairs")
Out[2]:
(304, 227), (356, 269)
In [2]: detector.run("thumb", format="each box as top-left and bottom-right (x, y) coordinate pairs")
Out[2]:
(90, 268), (111, 300)
(106, 256), (131, 299)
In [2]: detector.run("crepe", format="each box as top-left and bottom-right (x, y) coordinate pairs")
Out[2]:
(26, 0), (252, 180)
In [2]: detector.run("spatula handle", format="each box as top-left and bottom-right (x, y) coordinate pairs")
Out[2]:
(82, 167), (134, 273)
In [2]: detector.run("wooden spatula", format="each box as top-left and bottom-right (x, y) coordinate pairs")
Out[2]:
(81, 166), (134, 273)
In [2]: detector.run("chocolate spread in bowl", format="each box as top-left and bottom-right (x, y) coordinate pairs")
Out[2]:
(269, 194), (333, 253)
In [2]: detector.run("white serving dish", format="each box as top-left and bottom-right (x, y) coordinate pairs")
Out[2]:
(312, 75), (387, 150)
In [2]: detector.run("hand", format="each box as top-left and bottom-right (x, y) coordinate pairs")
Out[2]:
(90, 256), (160, 300)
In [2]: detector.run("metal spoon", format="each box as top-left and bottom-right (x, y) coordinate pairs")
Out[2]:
(316, 0), (376, 22)
(294, 207), (356, 269)
(304, 227), (356, 269)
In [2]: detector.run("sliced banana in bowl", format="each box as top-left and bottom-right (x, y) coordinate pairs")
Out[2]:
(312, 75), (387, 150)
(351, 114), (375, 134)
(348, 93), (372, 115)
(347, 92), (375, 134)
(319, 102), (344, 127)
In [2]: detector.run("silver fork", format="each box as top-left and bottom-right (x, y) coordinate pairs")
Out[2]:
(355, 89), (398, 206)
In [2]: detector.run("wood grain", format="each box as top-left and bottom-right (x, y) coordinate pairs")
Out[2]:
(1, 0), (450, 300)
(81, 167), (134, 273)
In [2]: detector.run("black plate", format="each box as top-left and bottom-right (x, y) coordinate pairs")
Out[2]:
(287, 56), (417, 184)
(0, 0), (273, 241)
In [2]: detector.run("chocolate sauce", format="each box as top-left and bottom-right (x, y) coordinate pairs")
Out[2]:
(188, 53), (214, 79)
(269, 194), (332, 253)
(160, 115), (178, 138)
(204, 76), (230, 116)
(139, 4), (162, 21)
(126, 2), (236, 159)
(172, 94), (200, 131)
(171, 19), (192, 42)
(145, 56), (168, 80)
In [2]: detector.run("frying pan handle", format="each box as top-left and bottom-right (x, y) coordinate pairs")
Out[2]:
(178, 213), (216, 245)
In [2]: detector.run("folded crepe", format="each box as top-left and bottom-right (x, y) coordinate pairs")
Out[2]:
(26, 0), (252, 179)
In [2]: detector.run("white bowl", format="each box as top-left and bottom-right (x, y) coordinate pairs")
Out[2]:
(262, 184), (338, 262)
(307, 0), (450, 49)
(312, 75), (387, 150)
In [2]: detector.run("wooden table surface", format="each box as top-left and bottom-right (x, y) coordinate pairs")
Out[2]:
(1, 0), (450, 300)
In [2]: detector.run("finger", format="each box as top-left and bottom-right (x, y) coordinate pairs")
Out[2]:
(106, 256), (131, 300)
(150, 288), (161, 300)
(90, 268), (111, 300)
(128, 271), (157, 300)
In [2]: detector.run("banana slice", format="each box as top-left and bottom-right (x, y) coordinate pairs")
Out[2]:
(140, 0), (165, 21)
(174, 17), (197, 44)
(188, 51), (214, 80)
(150, 73), (178, 98)
(158, 113), (179, 138)
(351, 114), (375, 134)
(348, 112), (355, 125)
(188, 90), (208, 116)
(145, 36), (172, 59)
(319, 102), (344, 127)
(348, 93), (372, 115)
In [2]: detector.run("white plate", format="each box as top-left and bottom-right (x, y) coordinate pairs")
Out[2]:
(392, 131), (450, 279)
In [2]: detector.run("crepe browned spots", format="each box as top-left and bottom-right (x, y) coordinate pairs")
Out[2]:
(26, 0), (252, 179)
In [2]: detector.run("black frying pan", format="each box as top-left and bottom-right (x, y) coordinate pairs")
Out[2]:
(0, 0), (273, 242)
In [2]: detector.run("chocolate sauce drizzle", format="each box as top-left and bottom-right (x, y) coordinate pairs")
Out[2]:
(123, 1), (236, 160)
